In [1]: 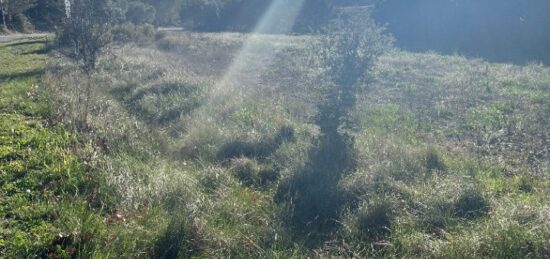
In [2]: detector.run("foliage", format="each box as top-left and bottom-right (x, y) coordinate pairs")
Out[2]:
(1, 0), (36, 32)
(25, 0), (66, 31)
(125, 1), (155, 25)
(144, 0), (186, 26)
(112, 23), (156, 46)
(56, 0), (114, 73)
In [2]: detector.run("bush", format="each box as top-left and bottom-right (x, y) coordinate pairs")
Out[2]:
(9, 13), (33, 32)
(125, 1), (156, 25)
(56, 0), (114, 73)
(112, 23), (156, 46)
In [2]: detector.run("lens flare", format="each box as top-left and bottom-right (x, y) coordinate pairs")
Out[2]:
(212, 0), (306, 101)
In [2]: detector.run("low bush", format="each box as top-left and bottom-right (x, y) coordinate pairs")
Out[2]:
(9, 13), (34, 33)
(112, 23), (156, 46)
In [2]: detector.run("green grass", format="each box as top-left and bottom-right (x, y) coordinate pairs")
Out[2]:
(0, 39), (165, 258)
(4, 32), (550, 257)
(0, 39), (76, 257)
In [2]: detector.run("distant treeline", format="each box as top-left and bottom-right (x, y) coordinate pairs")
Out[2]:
(179, 0), (379, 32)
(2, 0), (548, 64)
(180, 0), (550, 64)
(374, 0), (550, 64)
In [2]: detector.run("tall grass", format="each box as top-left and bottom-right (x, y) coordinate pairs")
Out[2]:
(30, 31), (550, 257)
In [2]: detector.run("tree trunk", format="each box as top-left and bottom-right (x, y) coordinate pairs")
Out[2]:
(64, 0), (71, 18)
(0, 0), (6, 30)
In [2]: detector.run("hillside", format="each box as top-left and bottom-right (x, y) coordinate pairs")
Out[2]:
(2, 32), (550, 257)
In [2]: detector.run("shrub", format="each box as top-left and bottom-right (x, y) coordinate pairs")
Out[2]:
(56, 0), (114, 73)
(112, 23), (156, 46)
(125, 1), (156, 25)
(9, 13), (33, 32)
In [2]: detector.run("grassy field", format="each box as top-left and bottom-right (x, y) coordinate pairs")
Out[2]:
(2, 32), (550, 257)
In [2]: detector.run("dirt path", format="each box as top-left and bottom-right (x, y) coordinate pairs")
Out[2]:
(0, 33), (50, 43)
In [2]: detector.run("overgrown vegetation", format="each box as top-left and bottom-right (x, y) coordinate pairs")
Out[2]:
(2, 2), (550, 258)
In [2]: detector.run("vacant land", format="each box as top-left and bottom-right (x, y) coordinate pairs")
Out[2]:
(2, 32), (550, 257)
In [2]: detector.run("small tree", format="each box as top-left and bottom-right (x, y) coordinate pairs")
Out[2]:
(278, 7), (392, 237)
(56, 0), (115, 128)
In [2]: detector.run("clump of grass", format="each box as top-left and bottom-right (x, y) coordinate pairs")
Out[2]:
(454, 188), (490, 219)
(217, 125), (296, 161)
(426, 146), (447, 172)
(418, 200), (456, 236)
(356, 199), (394, 240)
(230, 157), (279, 187)
(199, 166), (227, 194)
(231, 157), (261, 186)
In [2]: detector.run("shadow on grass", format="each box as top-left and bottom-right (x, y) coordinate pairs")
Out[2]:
(217, 125), (295, 161)
(0, 69), (44, 82)
(21, 46), (51, 55)
(275, 131), (357, 246)
(1, 39), (49, 48)
(111, 82), (204, 125)
(275, 70), (359, 246)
